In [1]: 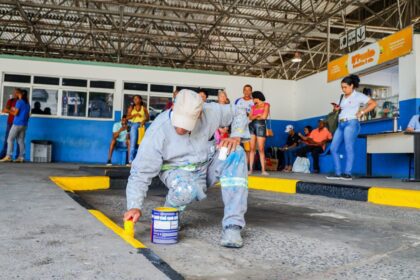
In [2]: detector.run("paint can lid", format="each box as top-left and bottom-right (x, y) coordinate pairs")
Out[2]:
(154, 207), (179, 212)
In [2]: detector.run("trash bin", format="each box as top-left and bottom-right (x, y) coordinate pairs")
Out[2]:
(30, 140), (52, 163)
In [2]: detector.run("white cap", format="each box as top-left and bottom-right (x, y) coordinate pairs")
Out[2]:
(285, 124), (294, 133)
(171, 89), (203, 131)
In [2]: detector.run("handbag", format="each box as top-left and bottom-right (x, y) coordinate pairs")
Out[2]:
(266, 116), (274, 137)
(326, 94), (344, 135)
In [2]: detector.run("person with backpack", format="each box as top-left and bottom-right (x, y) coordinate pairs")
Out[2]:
(326, 75), (377, 180)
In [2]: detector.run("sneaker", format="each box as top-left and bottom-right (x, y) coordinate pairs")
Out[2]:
(0, 156), (12, 162)
(341, 174), (353, 181)
(326, 174), (341, 180)
(220, 225), (243, 248)
(13, 157), (24, 163)
(106, 160), (112, 166)
(261, 171), (269, 176)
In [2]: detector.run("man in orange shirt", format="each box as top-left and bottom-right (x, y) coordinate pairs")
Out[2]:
(297, 119), (332, 173)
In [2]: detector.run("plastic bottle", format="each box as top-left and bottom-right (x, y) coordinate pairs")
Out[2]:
(393, 116), (398, 132)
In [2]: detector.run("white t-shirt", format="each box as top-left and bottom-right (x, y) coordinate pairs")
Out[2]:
(235, 97), (254, 114)
(338, 91), (370, 120)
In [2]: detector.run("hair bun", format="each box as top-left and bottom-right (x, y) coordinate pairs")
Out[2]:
(349, 74), (360, 82)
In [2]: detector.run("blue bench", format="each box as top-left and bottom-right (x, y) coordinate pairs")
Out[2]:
(307, 143), (335, 174)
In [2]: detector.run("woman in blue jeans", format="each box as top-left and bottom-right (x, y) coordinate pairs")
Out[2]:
(127, 95), (149, 164)
(327, 75), (377, 180)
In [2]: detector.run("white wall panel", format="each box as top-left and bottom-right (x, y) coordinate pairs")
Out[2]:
(0, 56), (295, 120)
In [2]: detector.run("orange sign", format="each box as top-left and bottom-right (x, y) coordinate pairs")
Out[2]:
(328, 26), (413, 82)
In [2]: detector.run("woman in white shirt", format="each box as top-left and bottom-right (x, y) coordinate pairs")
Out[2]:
(327, 75), (377, 180)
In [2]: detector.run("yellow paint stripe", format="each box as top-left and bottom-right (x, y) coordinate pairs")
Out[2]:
(248, 176), (297, 194)
(50, 176), (110, 191)
(368, 187), (420, 209)
(88, 209), (146, 249)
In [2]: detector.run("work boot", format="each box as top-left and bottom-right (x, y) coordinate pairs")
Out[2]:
(220, 225), (243, 248)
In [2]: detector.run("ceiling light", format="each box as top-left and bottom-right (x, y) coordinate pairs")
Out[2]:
(291, 52), (302, 63)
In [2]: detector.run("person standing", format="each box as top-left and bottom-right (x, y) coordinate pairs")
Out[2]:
(217, 90), (230, 105)
(198, 89), (208, 102)
(327, 75), (377, 180)
(0, 88), (19, 158)
(106, 115), (130, 166)
(248, 91), (270, 175)
(127, 95), (149, 164)
(235, 84), (254, 162)
(0, 89), (30, 162)
(124, 90), (250, 248)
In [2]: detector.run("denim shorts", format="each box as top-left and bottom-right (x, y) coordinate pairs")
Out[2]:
(249, 120), (266, 137)
(116, 141), (127, 149)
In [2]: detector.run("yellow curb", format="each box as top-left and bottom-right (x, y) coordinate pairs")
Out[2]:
(88, 209), (146, 249)
(248, 176), (297, 194)
(50, 176), (110, 192)
(368, 187), (420, 209)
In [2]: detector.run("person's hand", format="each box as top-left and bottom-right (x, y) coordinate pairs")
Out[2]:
(218, 137), (240, 154)
(307, 138), (316, 144)
(298, 132), (303, 137)
(124, 208), (142, 223)
(356, 111), (364, 119)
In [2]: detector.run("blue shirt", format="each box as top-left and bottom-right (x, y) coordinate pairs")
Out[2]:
(13, 99), (30, 126)
(407, 115), (420, 131)
(113, 122), (128, 142)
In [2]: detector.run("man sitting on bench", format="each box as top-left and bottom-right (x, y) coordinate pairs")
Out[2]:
(296, 119), (332, 173)
(107, 115), (130, 166)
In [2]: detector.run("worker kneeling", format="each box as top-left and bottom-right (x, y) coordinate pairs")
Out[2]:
(124, 89), (250, 248)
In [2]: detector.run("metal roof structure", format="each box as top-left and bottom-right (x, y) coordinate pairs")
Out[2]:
(0, 0), (419, 79)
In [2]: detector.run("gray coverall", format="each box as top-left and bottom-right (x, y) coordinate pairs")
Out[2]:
(126, 102), (250, 228)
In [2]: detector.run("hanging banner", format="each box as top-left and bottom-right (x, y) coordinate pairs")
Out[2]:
(327, 25), (413, 82)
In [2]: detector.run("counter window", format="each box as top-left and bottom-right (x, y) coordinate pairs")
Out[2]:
(31, 88), (58, 115)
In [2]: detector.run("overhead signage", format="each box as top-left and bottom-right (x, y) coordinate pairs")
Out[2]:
(347, 29), (357, 47)
(339, 34), (347, 49)
(339, 25), (366, 50)
(356, 25), (366, 42)
(328, 25), (413, 82)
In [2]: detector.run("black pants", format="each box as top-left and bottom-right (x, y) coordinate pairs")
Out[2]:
(296, 145), (324, 172)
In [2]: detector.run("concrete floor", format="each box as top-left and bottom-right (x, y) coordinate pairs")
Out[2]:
(0, 163), (169, 280)
(1, 163), (420, 280)
(80, 183), (420, 280)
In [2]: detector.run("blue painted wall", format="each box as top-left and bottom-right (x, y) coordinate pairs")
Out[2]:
(0, 111), (122, 164)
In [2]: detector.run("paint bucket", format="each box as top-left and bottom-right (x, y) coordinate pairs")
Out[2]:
(151, 207), (179, 244)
